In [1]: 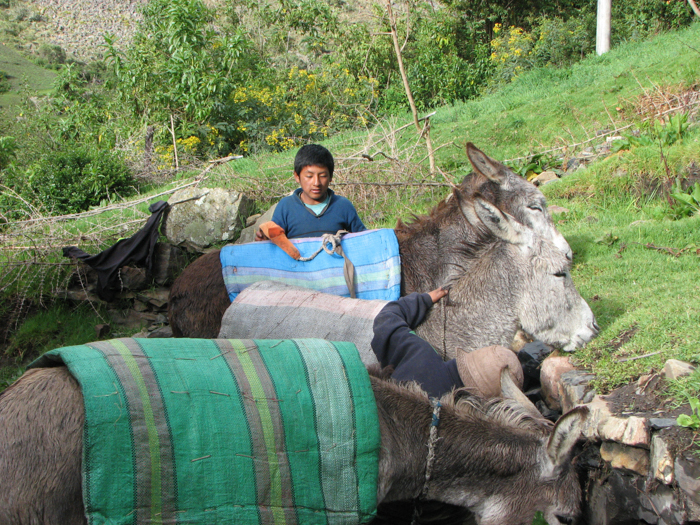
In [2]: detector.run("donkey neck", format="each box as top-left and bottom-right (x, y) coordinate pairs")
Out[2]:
(396, 205), (478, 292)
(373, 377), (542, 509)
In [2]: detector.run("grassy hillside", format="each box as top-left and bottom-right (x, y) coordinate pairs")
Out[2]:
(0, 42), (55, 109)
(2, 23), (700, 401)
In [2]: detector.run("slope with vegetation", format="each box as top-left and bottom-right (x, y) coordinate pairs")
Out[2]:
(0, 0), (698, 408)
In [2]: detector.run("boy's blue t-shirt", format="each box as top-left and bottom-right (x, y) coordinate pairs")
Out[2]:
(271, 188), (367, 239)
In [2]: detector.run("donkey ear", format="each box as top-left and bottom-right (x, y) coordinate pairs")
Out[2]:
(466, 143), (510, 186)
(471, 197), (531, 245)
(500, 369), (552, 428)
(546, 406), (589, 467)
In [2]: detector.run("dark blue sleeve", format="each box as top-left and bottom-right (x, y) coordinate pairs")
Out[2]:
(371, 293), (463, 398)
(346, 204), (367, 233)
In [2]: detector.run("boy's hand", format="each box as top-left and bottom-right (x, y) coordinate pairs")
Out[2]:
(255, 228), (269, 241)
(428, 287), (449, 303)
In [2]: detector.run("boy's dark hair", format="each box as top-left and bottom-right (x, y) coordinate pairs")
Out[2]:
(294, 144), (334, 177)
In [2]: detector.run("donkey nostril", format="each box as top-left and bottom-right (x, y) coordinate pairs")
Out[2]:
(592, 320), (600, 333)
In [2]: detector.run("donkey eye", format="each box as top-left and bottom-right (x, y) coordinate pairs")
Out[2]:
(554, 271), (567, 278)
(528, 205), (543, 212)
(556, 516), (574, 525)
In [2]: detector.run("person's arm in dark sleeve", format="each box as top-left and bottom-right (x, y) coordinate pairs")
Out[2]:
(371, 292), (463, 398)
(347, 206), (367, 232)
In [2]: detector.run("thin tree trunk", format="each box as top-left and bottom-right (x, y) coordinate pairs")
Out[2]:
(688, 0), (700, 18)
(169, 115), (179, 170)
(385, 0), (436, 174)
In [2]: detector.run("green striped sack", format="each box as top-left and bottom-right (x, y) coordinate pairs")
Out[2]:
(31, 338), (380, 525)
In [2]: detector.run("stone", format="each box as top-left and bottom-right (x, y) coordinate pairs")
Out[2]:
(587, 470), (686, 525)
(133, 299), (149, 312)
(559, 370), (596, 413)
(599, 442), (648, 476)
(620, 416), (650, 448)
(148, 326), (173, 338)
(663, 359), (695, 380)
(107, 309), (161, 329)
(94, 323), (111, 339)
(651, 434), (674, 484)
(649, 418), (678, 430)
(152, 243), (189, 285)
(56, 288), (104, 303)
(117, 266), (147, 291)
(539, 355), (575, 410)
(548, 205), (569, 215)
(137, 288), (171, 309)
(532, 171), (558, 186)
(510, 330), (531, 352)
(246, 213), (262, 227)
(165, 187), (253, 250)
(236, 203), (278, 245)
(675, 454), (700, 507)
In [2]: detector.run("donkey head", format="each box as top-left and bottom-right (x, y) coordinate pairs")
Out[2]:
(455, 195), (598, 352)
(471, 406), (589, 525)
(463, 142), (572, 261)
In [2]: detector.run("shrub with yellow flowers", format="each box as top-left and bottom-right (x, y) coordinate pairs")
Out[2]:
(216, 63), (378, 153)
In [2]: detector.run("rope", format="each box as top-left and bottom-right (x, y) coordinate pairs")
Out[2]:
(297, 230), (348, 261)
(298, 230), (357, 298)
(411, 398), (442, 525)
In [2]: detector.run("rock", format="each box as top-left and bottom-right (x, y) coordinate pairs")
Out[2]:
(649, 418), (677, 430)
(245, 213), (262, 227)
(663, 359), (695, 380)
(147, 326), (173, 338)
(236, 203), (278, 245)
(133, 299), (149, 312)
(94, 323), (110, 339)
(587, 469), (685, 525)
(107, 309), (162, 330)
(165, 187), (253, 250)
(581, 395), (650, 447)
(137, 288), (171, 309)
(566, 158), (582, 172)
(152, 243), (189, 285)
(118, 266), (147, 291)
(548, 205), (569, 215)
(56, 288), (104, 303)
(651, 435), (674, 484)
(600, 442), (648, 476)
(540, 355), (575, 410)
(532, 171), (558, 186)
(510, 330), (531, 352)
(676, 454), (700, 522)
(559, 370), (596, 413)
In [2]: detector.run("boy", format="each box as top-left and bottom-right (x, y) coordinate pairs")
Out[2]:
(372, 288), (524, 399)
(256, 144), (366, 240)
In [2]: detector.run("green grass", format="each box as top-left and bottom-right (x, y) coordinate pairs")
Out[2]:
(0, 302), (107, 389)
(0, 42), (56, 110)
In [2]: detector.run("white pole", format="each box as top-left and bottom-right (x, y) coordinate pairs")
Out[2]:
(596, 0), (611, 55)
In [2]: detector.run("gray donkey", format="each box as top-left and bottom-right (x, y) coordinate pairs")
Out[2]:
(218, 194), (598, 361)
(168, 143), (574, 339)
(0, 364), (587, 525)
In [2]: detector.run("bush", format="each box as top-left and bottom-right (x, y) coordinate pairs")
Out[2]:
(489, 14), (595, 86)
(6, 146), (137, 215)
(37, 44), (66, 67)
(0, 70), (11, 93)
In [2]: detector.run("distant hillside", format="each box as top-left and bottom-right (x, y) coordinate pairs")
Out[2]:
(26, 0), (146, 61)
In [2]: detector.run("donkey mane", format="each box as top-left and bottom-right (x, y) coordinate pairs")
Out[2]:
(394, 173), (496, 239)
(368, 366), (550, 436)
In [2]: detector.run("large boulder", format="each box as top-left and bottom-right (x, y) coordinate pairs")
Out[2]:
(165, 187), (253, 251)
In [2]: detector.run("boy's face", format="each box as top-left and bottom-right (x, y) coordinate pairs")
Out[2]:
(294, 164), (332, 205)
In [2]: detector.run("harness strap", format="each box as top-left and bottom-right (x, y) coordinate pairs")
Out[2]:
(298, 230), (357, 298)
(411, 398), (442, 525)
